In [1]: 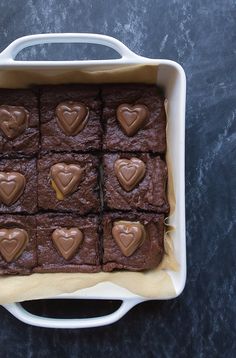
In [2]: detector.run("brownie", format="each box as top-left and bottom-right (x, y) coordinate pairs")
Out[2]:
(38, 153), (100, 214)
(34, 214), (100, 273)
(103, 153), (169, 213)
(0, 215), (37, 274)
(102, 212), (165, 271)
(0, 83), (170, 276)
(40, 84), (102, 152)
(0, 158), (37, 213)
(102, 84), (166, 153)
(0, 89), (39, 156)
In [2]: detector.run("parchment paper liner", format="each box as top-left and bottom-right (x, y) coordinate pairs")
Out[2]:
(0, 65), (178, 304)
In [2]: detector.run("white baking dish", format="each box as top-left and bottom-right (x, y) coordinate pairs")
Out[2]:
(0, 33), (186, 329)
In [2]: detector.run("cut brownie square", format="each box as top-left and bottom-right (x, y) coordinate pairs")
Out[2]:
(38, 153), (100, 214)
(102, 212), (164, 272)
(0, 158), (37, 213)
(0, 88), (39, 156)
(40, 84), (102, 152)
(103, 153), (169, 213)
(35, 214), (101, 273)
(0, 215), (37, 274)
(102, 84), (166, 153)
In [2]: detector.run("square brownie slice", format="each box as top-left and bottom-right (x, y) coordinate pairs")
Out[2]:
(0, 158), (37, 213)
(0, 89), (39, 156)
(38, 153), (100, 214)
(103, 153), (169, 213)
(0, 215), (37, 275)
(102, 212), (164, 271)
(102, 84), (166, 153)
(34, 214), (101, 273)
(40, 84), (102, 152)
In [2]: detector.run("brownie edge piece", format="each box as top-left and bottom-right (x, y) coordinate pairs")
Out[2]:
(40, 85), (102, 152)
(103, 153), (169, 213)
(102, 212), (165, 272)
(102, 84), (166, 153)
(0, 158), (37, 213)
(34, 214), (101, 273)
(0, 89), (39, 156)
(0, 215), (37, 275)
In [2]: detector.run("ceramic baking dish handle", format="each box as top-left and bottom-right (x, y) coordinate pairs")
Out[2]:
(0, 33), (141, 65)
(3, 298), (141, 328)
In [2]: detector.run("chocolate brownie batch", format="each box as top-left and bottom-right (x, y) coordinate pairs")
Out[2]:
(0, 84), (169, 274)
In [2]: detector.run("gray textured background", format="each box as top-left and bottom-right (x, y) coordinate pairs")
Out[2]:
(0, 0), (236, 357)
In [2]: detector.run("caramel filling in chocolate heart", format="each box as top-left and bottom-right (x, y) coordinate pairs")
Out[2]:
(56, 101), (89, 136)
(50, 163), (83, 200)
(52, 227), (83, 260)
(112, 221), (146, 257)
(116, 104), (149, 136)
(0, 172), (26, 206)
(0, 105), (29, 140)
(114, 158), (146, 192)
(0, 228), (29, 262)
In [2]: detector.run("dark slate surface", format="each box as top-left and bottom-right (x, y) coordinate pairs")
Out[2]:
(0, 0), (235, 357)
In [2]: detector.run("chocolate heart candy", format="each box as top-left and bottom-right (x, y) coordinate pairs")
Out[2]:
(114, 158), (146, 191)
(112, 221), (146, 257)
(50, 163), (83, 199)
(56, 101), (89, 136)
(0, 105), (29, 140)
(0, 228), (29, 262)
(116, 104), (149, 136)
(0, 172), (26, 206)
(52, 227), (83, 260)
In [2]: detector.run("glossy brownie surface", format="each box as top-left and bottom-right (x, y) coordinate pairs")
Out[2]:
(102, 212), (165, 272)
(40, 84), (102, 152)
(35, 214), (101, 273)
(38, 153), (100, 214)
(0, 158), (37, 213)
(102, 84), (166, 153)
(0, 215), (37, 274)
(0, 89), (39, 156)
(103, 153), (169, 213)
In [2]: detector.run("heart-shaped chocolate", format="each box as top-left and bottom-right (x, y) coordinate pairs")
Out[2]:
(0, 228), (29, 262)
(116, 104), (149, 136)
(56, 101), (89, 136)
(0, 105), (29, 140)
(0, 172), (26, 206)
(114, 158), (146, 191)
(112, 221), (146, 257)
(50, 163), (83, 199)
(52, 227), (83, 260)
